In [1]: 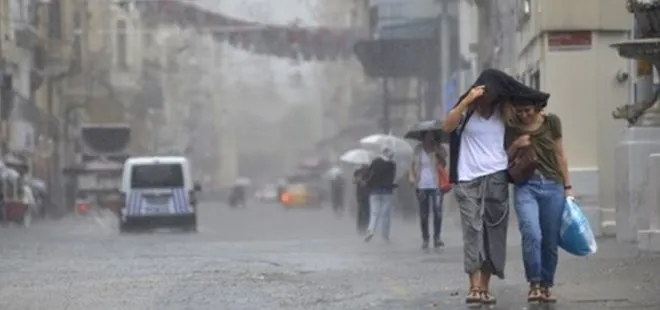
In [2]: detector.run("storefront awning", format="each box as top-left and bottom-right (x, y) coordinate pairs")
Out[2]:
(375, 17), (438, 40)
(354, 37), (437, 78)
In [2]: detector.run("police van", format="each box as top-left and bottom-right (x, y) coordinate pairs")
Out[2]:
(118, 156), (201, 232)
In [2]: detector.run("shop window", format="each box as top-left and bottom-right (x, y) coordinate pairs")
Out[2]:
(530, 70), (540, 90)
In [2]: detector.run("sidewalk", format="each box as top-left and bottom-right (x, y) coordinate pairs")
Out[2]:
(380, 237), (660, 309)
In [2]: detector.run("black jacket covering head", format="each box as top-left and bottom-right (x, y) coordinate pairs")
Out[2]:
(447, 69), (550, 183)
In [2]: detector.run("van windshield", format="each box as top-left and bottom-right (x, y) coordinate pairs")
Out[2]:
(131, 164), (184, 189)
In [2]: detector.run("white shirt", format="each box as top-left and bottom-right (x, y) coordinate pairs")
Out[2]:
(417, 151), (437, 189)
(23, 185), (35, 206)
(457, 109), (508, 182)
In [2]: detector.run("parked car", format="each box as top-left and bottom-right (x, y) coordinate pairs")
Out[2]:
(280, 183), (322, 209)
(255, 185), (279, 203)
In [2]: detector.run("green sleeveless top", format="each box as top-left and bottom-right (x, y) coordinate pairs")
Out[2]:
(505, 113), (564, 184)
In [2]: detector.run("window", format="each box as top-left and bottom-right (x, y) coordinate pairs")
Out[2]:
(48, 0), (61, 38)
(72, 12), (82, 70)
(116, 20), (128, 70)
(530, 70), (540, 90)
(130, 164), (184, 189)
(368, 6), (378, 37)
(516, 0), (531, 30)
(378, 3), (404, 20)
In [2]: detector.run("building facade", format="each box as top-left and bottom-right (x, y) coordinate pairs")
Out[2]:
(515, 0), (630, 224)
(474, 0), (632, 234)
(311, 0), (382, 158)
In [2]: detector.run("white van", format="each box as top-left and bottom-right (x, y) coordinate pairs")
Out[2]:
(118, 156), (201, 232)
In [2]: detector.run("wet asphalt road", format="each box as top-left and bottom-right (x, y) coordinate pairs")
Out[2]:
(1, 200), (659, 310)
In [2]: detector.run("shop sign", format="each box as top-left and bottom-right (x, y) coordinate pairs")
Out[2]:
(548, 31), (592, 52)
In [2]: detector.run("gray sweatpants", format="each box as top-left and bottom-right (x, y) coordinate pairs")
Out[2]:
(454, 170), (510, 279)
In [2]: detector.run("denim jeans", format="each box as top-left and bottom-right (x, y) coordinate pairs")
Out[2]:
(356, 193), (370, 233)
(514, 174), (565, 287)
(417, 188), (443, 242)
(367, 191), (394, 239)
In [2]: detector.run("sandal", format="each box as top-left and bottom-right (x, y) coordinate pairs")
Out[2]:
(540, 286), (557, 303)
(480, 290), (497, 305)
(528, 283), (542, 303)
(465, 286), (482, 304)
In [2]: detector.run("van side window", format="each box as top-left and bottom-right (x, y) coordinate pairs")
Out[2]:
(131, 164), (184, 189)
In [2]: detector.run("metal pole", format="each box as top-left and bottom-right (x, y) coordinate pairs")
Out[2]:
(46, 76), (55, 217)
(438, 0), (450, 117)
(382, 78), (390, 133)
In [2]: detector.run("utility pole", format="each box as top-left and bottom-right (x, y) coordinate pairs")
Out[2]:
(381, 78), (390, 133)
(438, 0), (451, 117)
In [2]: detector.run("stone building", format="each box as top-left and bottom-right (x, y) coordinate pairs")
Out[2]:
(475, 0), (632, 236)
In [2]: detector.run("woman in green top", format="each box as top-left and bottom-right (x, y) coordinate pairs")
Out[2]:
(505, 101), (573, 304)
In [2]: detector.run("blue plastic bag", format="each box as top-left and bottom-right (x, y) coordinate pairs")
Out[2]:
(558, 197), (598, 256)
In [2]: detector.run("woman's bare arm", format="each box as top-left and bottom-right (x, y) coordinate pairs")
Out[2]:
(441, 86), (484, 132)
(442, 98), (472, 132)
(506, 135), (528, 159)
(506, 143), (520, 159)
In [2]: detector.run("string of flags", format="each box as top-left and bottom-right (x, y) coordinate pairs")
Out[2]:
(138, 0), (367, 62)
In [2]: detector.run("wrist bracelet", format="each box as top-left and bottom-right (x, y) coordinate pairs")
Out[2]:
(564, 185), (573, 190)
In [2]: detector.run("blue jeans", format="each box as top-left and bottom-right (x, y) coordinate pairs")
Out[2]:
(514, 175), (565, 287)
(368, 191), (394, 239)
(417, 188), (443, 242)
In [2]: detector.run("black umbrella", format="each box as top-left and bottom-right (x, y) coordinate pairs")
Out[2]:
(404, 120), (448, 142)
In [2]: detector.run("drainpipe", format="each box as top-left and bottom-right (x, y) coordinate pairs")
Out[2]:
(381, 78), (390, 133)
(46, 74), (58, 216)
(438, 0), (450, 118)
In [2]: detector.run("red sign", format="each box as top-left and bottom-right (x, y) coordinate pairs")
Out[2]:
(547, 31), (592, 51)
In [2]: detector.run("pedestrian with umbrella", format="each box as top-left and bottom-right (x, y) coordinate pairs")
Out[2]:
(405, 120), (449, 250)
(340, 148), (373, 234)
(363, 145), (397, 243)
(442, 68), (551, 305)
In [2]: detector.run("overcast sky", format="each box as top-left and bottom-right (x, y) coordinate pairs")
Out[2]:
(202, 0), (320, 26)
(198, 0), (326, 119)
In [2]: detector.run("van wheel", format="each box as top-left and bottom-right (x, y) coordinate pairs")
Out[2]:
(119, 221), (130, 233)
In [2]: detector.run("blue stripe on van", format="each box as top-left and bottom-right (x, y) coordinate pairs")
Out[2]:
(125, 188), (191, 216)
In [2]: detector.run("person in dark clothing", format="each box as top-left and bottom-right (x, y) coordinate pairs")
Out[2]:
(364, 146), (397, 242)
(228, 184), (246, 208)
(330, 175), (345, 213)
(353, 164), (370, 234)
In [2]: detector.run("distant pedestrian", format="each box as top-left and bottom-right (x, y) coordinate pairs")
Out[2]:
(228, 184), (246, 208)
(409, 131), (447, 249)
(330, 174), (345, 214)
(353, 164), (370, 234)
(506, 101), (571, 304)
(364, 145), (397, 242)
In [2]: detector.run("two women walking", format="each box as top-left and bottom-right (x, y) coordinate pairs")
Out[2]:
(443, 69), (571, 305)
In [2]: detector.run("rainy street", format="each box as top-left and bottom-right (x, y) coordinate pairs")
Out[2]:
(1, 200), (659, 310)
